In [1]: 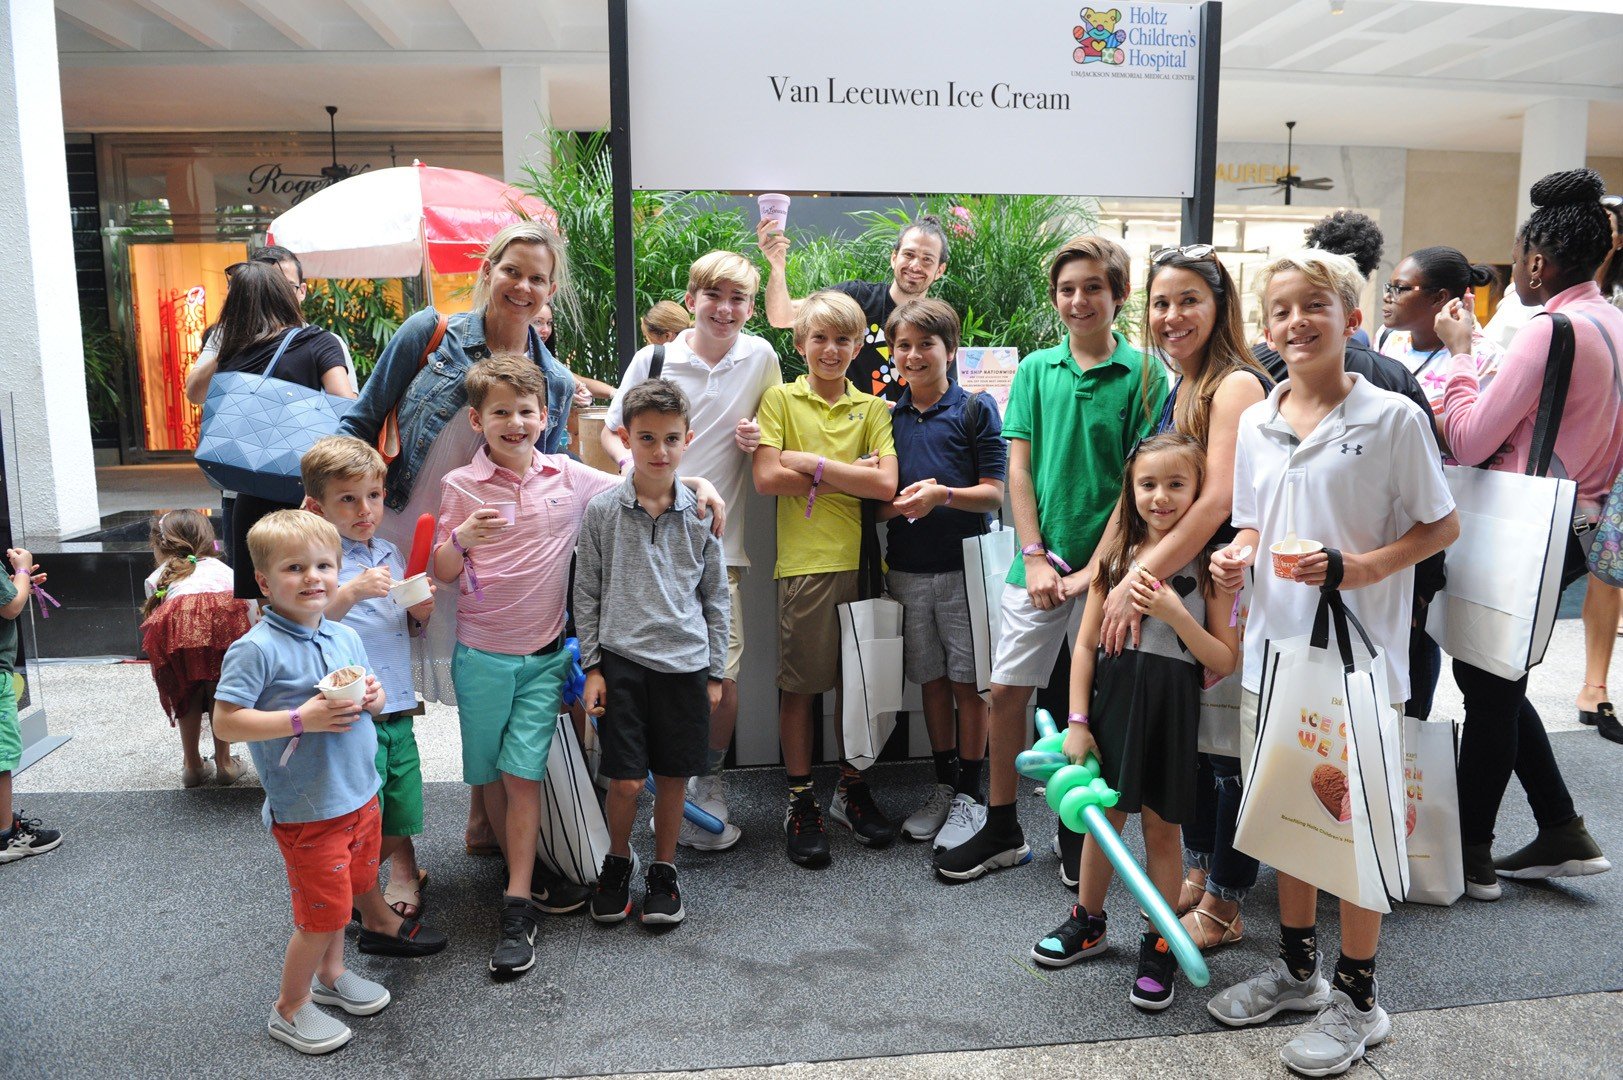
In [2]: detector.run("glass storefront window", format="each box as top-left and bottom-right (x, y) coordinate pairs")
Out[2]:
(129, 242), (243, 451)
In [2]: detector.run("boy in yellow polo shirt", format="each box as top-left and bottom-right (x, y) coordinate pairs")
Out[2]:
(754, 291), (899, 868)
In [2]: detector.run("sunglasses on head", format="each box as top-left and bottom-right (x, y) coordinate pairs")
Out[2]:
(1151, 243), (1217, 267)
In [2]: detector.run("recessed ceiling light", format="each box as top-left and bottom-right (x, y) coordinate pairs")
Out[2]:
(1330, 0), (1345, 13)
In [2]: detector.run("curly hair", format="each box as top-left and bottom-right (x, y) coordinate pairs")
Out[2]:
(1517, 168), (1611, 281)
(1304, 210), (1384, 279)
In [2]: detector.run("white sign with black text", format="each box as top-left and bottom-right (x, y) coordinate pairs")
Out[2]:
(625, 0), (1205, 198)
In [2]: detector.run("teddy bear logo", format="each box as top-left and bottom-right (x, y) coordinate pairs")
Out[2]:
(1074, 7), (1126, 65)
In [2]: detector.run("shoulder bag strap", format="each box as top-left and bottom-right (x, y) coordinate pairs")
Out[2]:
(962, 390), (991, 536)
(1376, 326), (1393, 352)
(1527, 312), (1575, 478)
(378, 313), (449, 464)
(648, 344), (666, 381)
(1573, 311), (1621, 397)
(255, 326), (302, 386)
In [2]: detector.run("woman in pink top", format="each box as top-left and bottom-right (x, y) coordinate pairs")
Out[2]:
(1437, 168), (1619, 899)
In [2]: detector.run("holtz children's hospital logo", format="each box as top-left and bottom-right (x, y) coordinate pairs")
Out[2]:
(1073, 7), (1126, 65)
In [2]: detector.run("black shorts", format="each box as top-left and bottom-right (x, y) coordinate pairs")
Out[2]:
(598, 650), (710, 780)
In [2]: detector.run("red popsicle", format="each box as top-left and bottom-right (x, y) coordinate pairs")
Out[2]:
(405, 512), (436, 578)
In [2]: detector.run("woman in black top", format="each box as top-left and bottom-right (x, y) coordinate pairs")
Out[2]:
(198, 260), (355, 598)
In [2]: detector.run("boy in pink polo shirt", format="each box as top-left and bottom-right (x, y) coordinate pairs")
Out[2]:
(432, 354), (724, 979)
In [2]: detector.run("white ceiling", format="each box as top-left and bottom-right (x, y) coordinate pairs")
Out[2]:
(53, 0), (1623, 155)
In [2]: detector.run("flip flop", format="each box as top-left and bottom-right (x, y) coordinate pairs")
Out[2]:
(383, 869), (428, 919)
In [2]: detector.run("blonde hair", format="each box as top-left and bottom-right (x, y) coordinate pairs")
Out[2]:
(641, 300), (691, 342)
(471, 220), (571, 314)
(1254, 249), (1363, 314)
(142, 510), (217, 618)
(686, 251), (760, 299)
(793, 290), (866, 348)
(300, 436), (386, 503)
(247, 509), (341, 576)
(465, 353), (548, 411)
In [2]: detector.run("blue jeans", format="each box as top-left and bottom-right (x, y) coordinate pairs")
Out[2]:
(1181, 753), (1257, 903)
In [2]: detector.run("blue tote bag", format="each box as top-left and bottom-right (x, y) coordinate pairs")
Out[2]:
(195, 327), (354, 505)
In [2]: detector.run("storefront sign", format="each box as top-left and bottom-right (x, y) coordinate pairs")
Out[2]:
(625, 1), (1205, 198)
(245, 162), (372, 205)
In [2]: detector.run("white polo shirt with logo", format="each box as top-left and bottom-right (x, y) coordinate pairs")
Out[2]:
(1232, 372), (1455, 703)
(606, 329), (782, 567)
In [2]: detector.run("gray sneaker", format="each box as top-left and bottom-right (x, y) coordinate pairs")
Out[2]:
(267, 1002), (352, 1055)
(1207, 958), (1331, 1027)
(902, 784), (955, 841)
(310, 971), (391, 1016)
(1279, 988), (1390, 1077)
(932, 794), (985, 852)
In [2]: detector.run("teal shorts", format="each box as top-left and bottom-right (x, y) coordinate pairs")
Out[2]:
(452, 643), (569, 786)
(0, 675), (18, 774)
(373, 714), (424, 837)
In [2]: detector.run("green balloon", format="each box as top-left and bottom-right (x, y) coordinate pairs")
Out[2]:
(1034, 732), (1067, 756)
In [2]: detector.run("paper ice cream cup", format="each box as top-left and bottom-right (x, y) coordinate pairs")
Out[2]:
(757, 193), (791, 230)
(317, 665), (367, 706)
(389, 572), (431, 608)
(486, 501), (517, 525)
(1270, 538), (1323, 580)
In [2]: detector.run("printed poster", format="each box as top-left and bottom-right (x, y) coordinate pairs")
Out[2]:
(956, 347), (1019, 415)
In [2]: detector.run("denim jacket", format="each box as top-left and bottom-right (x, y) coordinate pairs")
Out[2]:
(340, 307), (574, 511)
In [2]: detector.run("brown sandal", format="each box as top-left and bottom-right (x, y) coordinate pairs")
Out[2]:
(1176, 874), (1205, 916)
(383, 868), (428, 919)
(1183, 905), (1244, 950)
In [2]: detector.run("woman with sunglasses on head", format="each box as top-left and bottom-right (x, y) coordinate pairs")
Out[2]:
(1092, 244), (1270, 952)
(1377, 248), (1503, 422)
(1437, 168), (1620, 897)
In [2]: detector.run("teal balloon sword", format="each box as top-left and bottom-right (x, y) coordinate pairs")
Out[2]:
(1018, 709), (1209, 987)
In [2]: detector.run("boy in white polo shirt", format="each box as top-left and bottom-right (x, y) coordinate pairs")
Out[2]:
(1206, 250), (1458, 1078)
(601, 251), (781, 850)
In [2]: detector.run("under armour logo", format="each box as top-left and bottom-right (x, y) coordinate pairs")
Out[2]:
(1340, 443), (1363, 456)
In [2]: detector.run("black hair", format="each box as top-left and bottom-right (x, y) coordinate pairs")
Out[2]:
(1304, 210), (1384, 279)
(252, 244), (305, 285)
(1517, 168), (1610, 281)
(894, 213), (950, 268)
(1404, 246), (1496, 299)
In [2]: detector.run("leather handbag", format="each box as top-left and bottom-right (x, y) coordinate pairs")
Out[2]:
(195, 327), (355, 505)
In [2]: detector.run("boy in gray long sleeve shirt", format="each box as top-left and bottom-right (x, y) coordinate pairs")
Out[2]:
(576, 379), (729, 927)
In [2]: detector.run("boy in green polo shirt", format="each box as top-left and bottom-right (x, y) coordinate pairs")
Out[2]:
(935, 236), (1165, 881)
(754, 291), (899, 868)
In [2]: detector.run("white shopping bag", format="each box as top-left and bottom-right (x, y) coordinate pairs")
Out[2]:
(838, 596), (906, 770)
(1199, 582), (1248, 759)
(1235, 591), (1409, 913)
(1401, 716), (1464, 906)
(962, 524), (1017, 696)
(536, 715), (611, 886)
(1428, 466), (1575, 681)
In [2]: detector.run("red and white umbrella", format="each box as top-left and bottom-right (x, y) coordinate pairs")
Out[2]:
(266, 161), (556, 279)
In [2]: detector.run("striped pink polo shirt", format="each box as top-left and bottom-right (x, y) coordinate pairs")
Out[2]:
(435, 446), (619, 655)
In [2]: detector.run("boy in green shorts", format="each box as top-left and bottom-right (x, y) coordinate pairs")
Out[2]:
(754, 291), (899, 867)
(0, 546), (61, 865)
(301, 436), (439, 931)
(936, 236), (1165, 881)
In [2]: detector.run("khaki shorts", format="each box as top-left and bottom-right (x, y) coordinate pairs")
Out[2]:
(776, 570), (860, 695)
(725, 566), (744, 683)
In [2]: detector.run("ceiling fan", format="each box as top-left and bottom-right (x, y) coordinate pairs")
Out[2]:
(320, 105), (350, 184)
(1239, 121), (1333, 205)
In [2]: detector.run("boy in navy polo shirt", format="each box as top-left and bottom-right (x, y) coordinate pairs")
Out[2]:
(214, 510), (447, 1057)
(880, 300), (1007, 844)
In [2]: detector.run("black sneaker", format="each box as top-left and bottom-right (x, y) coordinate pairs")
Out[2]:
(0, 813), (62, 864)
(830, 782), (899, 848)
(488, 896), (537, 977)
(1055, 824), (1083, 888)
(532, 859), (591, 914)
(641, 862), (685, 926)
(784, 794), (831, 868)
(358, 916), (450, 957)
(1493, 816), (1613, 880)
(591, 853), (635, 923)
(1130, 931), (1177, 1011)
(934, 817), (1031, 881)
(1462, 842), (1501, 901)
(1031, 904), (1107, 967)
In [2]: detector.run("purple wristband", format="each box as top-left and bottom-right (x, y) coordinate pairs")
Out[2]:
(1067, 713), (1090, 727)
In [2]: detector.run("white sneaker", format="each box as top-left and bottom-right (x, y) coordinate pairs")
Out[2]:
(1279, 988), (1390, 1077)
(1207, 958), (1332, 1028)
(902, 784), (955, 841)
(932, 793), (986, 852)
(651, 811), (743, 852)
(688, 774), (731, 823)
